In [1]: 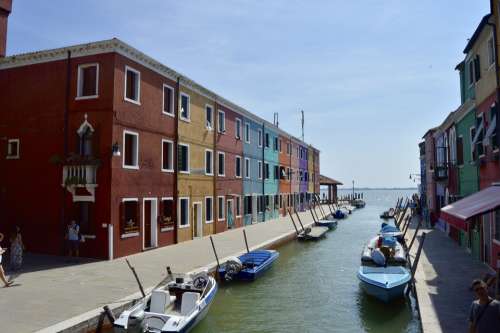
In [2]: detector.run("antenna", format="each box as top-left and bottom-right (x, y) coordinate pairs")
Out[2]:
(273, 112), (279, 127)
(301, 110), (304, 141)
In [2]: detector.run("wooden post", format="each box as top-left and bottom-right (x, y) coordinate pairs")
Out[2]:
(401, 216), (412, 241)
(406, 232), (427, 296)
(209, 236), (221, 271)
(294, 207), (307, 232)
(96, 311), (106, 333)
(407, 218), (421, 251)
(243, 229), (250, 253)
(125, 259), (146, 298)
(310, 206), (318, 222)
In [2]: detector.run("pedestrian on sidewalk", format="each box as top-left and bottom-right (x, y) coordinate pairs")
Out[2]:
(468, 279), (500, 333)
(66, 220), (80, 260)
(9, 226), (24, 271)
(0, 233), (13, 287)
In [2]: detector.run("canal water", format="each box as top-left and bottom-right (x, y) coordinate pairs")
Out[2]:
(192, 189), (421, 333)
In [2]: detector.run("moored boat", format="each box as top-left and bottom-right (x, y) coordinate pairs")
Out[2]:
(113, 271), (217, 333)
(352, 199), (366, 208)
(218, 250), (279, 282)
(380, 208), (395, 219)
(315, 219), (338, 229)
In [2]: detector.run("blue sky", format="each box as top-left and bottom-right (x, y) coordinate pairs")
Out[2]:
(6, 1), (491, 187)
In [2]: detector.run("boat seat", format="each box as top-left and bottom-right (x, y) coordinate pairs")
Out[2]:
(150, 290), (170, 314)
(180, 292), (200, 316)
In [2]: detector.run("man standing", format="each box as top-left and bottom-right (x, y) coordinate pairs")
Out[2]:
(469, 279), (500, 333)
(66, 220), (80, 259)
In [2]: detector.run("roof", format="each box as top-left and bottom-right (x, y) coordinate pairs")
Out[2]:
(441, 184), (500, 222)
(319, 175), (343, 185)
(463, 14), (492, 54)
(0, 38), (316, 149)
(422, 127), (438, 139)
(455, 60), (465, 71)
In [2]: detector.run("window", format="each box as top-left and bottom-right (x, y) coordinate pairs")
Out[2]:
(470, 127), (476, 161)
(180, 93), (190, 121)
(235, 156), (242, 178)
(287, 167), (291, 180)
(218, 196), (225, 220)
(162, 139), (174, 172)
(124, 66), (140, 104)
(160, 198), (174, 228)
(264, 162), (270, 179)
(258, 129), (263, 147)
(218, 110), (226, 133)
(162, 84), (174, 116)
(495, 209), (500, 241)
(205, 149), (213, 175)
(245, 123), (250, 143)
(265, 133), (270, 148)
(457, 136), (464, 165)
(205, 197), (213, 223)
(244, 196), (252, 215)
(474, 55), (481, 82)
(6, 139), (19, 159)
(258, 161), (262, 179)
(274, 137), (278, 151)
(123, 131), (139, 169)
(77, 63), (98, 99)
(257, 195), (264, 213)
(488, 37), (496, 67)
(179, 198), (190, 227)
(274, 165), (279, 180)
(244, 158), (250, 178)
(120, 199), (139, 236)
(205, 104), (213, 129)
(287, 143), (291, 155)
(178, 143), (189, 173)
(492, 107), (499, 150)
(274, 194), (279, 208)
(279, 139), (282, 153)
(236, 196), (241, 217)
(218, 152), (225, 176)
(265, 195), (271, 210)
(235, 118), (242, 139)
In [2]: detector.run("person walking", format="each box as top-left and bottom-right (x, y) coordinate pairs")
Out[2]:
(66, 220), (80, 260)
(0, 233), (13, 287)
(469, 279), (500, 333)
(9, 226), (24, 271)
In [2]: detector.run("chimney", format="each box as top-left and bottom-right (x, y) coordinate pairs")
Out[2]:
(0, 0), (12, 57)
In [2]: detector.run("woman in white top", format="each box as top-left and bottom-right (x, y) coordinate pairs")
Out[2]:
(0, 233), (13, 287)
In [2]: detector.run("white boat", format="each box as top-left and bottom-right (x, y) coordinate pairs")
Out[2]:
(114, 271), (217, 333)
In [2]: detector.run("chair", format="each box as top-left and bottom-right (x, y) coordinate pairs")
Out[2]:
(180, 292), (200, 316)
(150, 290), (170, 314)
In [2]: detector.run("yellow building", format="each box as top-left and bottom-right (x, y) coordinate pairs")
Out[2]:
(177, 82), (216, 242)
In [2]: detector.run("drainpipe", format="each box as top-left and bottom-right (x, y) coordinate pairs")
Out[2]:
(173, 77), (180, 244)
(262, 123), (265, 222)
(213, 99), (218, 234)
(61, 50), (71, 253)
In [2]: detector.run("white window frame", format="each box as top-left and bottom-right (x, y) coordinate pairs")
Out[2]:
(76, 63), (99, 100)
(218, 110), (226, 133)
(205, 149), (214, 176)
(258, 161), (262, 179)
(235, 155), (242, 178)
(245, 123), (250, 143)
(244, 157), (250, 179)
(218, 151), (225, 177)
(488, 36), (496, 67)
(235, 118), (242, 140)
(205, 196), (214, 224)
(205, 104), (214, 130)
(161, 139), (174, 172)
(258, 129), (263, 147)
(180, 92), (191, 122)
(6, 139), (20, 159)
(179, 143), (190, 174)
(178, 197), (190, 228)
(124, 65), (141, 105)
(121, 198), (140, 238)
(218, 196), (225, 221)
(123, 130), (139, 170)
(235, 195), (242, 217)
(162, 84), (175, 117)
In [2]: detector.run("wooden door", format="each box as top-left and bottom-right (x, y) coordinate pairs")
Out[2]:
(144, 200), (152, 248)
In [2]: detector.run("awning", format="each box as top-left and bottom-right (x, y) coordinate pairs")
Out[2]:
(483, 114), (497, 146)
(441, 185), (500, 230)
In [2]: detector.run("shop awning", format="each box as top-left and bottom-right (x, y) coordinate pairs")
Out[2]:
(441, 185), (500, 230)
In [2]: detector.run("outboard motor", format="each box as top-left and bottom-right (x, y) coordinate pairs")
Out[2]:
(224, 257), (243, 281)
(371, 248), (386, 266)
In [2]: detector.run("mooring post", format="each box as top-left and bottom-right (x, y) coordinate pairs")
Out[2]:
(401, 216), (412, 239)
(310, 206), (318, 222)
(96, 311), (106, 333)
(407, 232), (427, 296)
(125, 259), (146, 298)
(294, 208), (307, 233)
(288, 209), (300, 236)
(407, 218), (422, 251)
(243, 229), (250, 253)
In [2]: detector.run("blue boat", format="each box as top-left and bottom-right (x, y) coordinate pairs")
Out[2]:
(357, 265), (411, 303)
(218, 250), (279, 282)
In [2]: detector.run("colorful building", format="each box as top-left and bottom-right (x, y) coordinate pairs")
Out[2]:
(278, 134), (291, 217)
(263, 125), (279, 220)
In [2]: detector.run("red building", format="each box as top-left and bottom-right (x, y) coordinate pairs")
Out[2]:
(278, 134), (291, 217)
(215, 103), (244, 230)
(0, 39), (181, 259)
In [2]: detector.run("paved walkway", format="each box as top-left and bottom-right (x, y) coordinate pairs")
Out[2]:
(0, 207), (321, 333)
(407, 217), (494, 333)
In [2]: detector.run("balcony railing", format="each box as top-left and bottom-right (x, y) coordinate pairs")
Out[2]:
(433, 165), (448, 181)
(62, 162), (98, 202)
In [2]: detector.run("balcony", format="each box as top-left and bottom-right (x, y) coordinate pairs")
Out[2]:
(62, 160), (99, 202)
(433, 165), (448, 182)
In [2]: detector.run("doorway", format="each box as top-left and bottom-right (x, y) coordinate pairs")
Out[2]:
(252, 195), (258, 223)
(193, 202), (203, 238)
(143, 198), (158, 249)
(227, 199), (234, 229)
